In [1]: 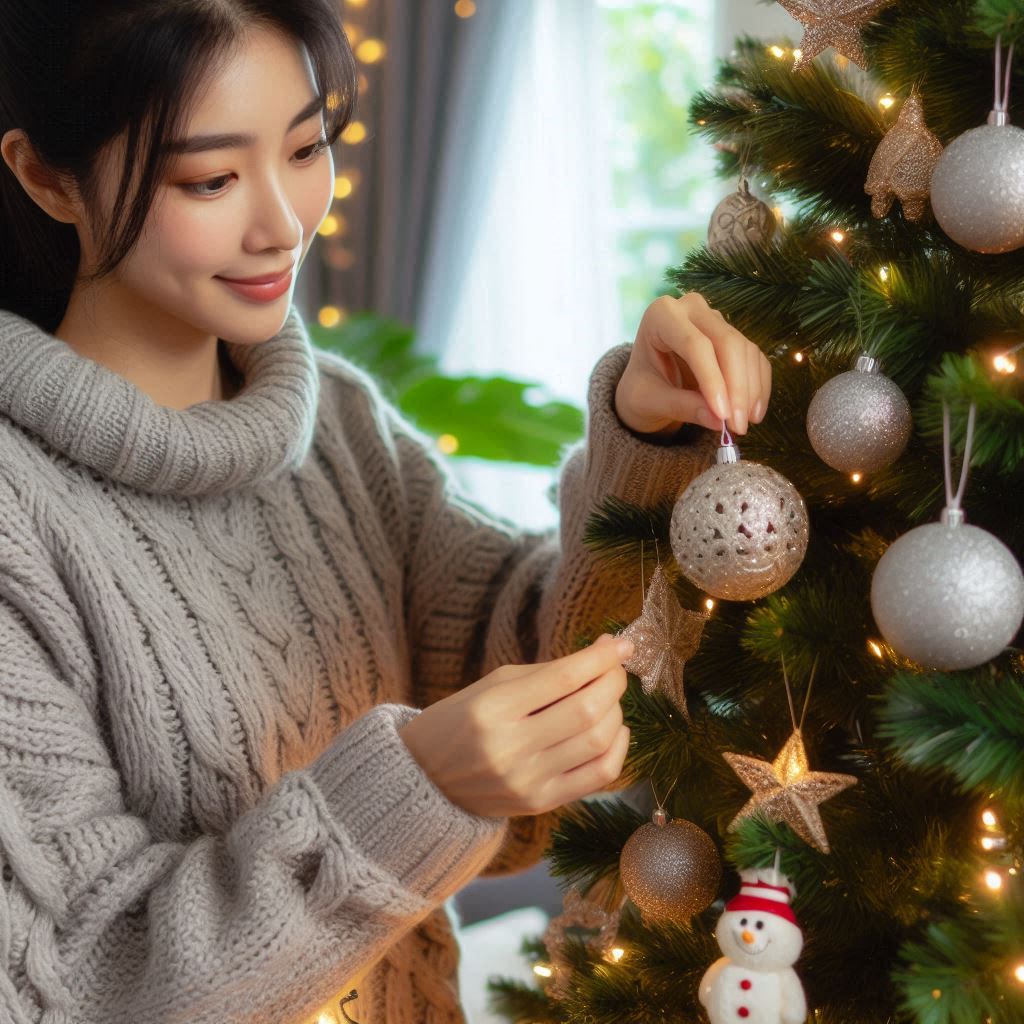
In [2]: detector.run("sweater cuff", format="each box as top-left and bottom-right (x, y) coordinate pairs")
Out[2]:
(583, 342), (719, 506)
(305, 703), (508, 900)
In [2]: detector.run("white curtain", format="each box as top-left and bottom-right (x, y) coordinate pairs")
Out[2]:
(416, 0), (803, 535)
(416, 0), (619, 533)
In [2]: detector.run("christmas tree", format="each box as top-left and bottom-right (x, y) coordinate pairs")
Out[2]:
(488, 2), (1024, 1022)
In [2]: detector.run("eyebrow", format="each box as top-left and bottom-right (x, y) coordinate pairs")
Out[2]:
(164, 95), (325, 155)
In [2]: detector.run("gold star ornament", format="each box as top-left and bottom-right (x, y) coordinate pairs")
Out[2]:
(723, 729), (857, 853)
(615, 563), (709, 721)
(776, 0), (897, 71)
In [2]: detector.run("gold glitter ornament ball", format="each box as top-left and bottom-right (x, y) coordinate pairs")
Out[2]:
(670, 446), (809, 602)
(619, 817), (722, 921)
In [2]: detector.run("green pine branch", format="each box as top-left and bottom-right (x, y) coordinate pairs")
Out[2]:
(876, 653), (1024, 806)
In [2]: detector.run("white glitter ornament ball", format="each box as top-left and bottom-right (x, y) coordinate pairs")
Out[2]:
(930, 119), (1024, 253)
(871, 510), (1024, 670)
(670, 442), (809, 602)
(806, 353), (912, 474)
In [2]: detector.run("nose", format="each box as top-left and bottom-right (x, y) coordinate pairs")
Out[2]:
(741, 930), (755, 944)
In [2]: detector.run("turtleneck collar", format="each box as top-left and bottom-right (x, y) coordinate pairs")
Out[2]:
(0, 303), (320, 497)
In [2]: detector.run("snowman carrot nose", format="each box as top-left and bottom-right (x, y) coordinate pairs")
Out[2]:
(741, 930), (755, 944)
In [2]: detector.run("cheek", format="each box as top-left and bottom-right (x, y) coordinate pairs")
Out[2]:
(133, 201), (233, 277)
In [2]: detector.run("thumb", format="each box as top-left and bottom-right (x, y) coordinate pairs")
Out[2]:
(644, 375), (722, 431)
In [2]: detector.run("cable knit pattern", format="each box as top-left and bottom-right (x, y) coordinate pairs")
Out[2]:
(0, 302), (717, 1024)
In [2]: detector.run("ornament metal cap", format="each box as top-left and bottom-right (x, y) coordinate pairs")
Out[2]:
(940, 505), (966, 528)
(716, 444), (741, 464)
(853, 352), (882, 375)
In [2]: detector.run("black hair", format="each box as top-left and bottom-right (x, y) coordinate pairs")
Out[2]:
(0, 0), (358, 332)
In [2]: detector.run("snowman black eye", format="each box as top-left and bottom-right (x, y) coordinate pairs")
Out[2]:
(756, 921), (764, 930)
(740, 918), (748, 926)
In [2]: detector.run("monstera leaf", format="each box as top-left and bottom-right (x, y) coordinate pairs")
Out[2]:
(308, 312), (583, 467)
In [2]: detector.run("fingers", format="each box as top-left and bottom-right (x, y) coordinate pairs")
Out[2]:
(532, 659), (627, 742)
(747, 342), (764, 424)
(649, 299), (730, 423)
(553, 719), (631, 804)
(683, 294), (771, 434)
(536, 691), (625, 777)
(758, 348), (772, 421)
(518, 633), (632, 717)
(635, 366), (722, 432)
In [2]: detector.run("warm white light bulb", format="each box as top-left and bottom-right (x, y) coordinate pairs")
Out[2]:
(994, 353), (1017, 374)
(851, 472), (862, 483)
(1014, 963), (1024, 984)
(985, 869), (1003, 891)
(533, 964), (552, 978)
(830, 230), (846, 243)
(982, 809), (998, 828)
(705, 598), (715, 611)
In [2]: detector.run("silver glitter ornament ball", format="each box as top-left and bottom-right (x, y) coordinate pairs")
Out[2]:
(619, 818), (721, 921)
(871, 516), (1024, 670)
(671, 448), (809, 602)
(806, 354), (912, 474)
(930, 121), (1024, 253)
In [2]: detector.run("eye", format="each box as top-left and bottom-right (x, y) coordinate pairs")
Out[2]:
(740, 918), (747, 926)
(180, 136), (331, 197)
(756, 921), (764, 930)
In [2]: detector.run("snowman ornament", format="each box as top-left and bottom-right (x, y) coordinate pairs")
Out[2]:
(698, 869), (807, 1024)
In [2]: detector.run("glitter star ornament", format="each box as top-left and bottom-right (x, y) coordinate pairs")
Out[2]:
(542, 885), (623, 1000)
(723, 730), (857, 853)
(776, 0), (896, 71)
(615, 562), (709, 720)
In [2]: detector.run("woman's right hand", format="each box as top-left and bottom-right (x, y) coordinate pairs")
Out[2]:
(398, 633), (635, 818)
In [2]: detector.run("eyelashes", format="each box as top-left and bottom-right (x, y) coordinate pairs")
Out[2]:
(180, 137), (331, 198)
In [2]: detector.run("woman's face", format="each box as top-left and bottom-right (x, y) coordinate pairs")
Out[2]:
(75, 25), (335, 348)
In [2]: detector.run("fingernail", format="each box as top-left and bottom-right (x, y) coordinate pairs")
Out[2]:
(617, 639), (635, 658)
(733, 407), (748, 435)
(715, 393), (730, 420)
(752, 400), (764, 422)
(697, 407), (719, 429)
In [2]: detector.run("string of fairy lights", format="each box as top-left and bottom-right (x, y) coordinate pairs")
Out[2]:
(313, 0), (478, 340)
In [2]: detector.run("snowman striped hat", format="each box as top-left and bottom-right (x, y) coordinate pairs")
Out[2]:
(725, 877), (798, 925)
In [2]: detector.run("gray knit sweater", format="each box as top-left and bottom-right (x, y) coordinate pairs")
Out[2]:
(0, 302), (717, 1024)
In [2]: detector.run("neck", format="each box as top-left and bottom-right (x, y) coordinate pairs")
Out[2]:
(54, 287), (236, 410)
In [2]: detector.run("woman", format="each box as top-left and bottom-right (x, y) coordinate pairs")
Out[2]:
(0, 2), (770, 1022)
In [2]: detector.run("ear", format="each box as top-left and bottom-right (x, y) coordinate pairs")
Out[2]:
(1, 128), (83, 225)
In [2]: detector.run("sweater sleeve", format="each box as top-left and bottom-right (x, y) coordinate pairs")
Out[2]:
(0, 561), (507, 1022)
(393, 341), (719, 878)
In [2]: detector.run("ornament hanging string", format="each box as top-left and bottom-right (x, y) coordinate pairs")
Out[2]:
(650, 766), (681, 814)
(639, 535), (663, 598)
(942, 400), (977, 513)
(780, 650), (820, 734)
(994, 34), (1016, 115)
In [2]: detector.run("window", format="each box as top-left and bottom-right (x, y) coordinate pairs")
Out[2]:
(441, 0), (719, 533)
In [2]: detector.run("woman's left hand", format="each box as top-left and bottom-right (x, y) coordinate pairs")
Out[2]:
(614, 292), (772, 438)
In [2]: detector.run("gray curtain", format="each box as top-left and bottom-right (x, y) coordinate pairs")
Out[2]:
(299, 0), (531, 345)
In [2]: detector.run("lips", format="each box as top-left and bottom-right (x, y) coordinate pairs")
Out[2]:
(218, 267), (293, 285)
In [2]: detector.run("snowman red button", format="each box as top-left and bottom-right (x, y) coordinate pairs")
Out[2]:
(740, 980), (752, 990)
(737, 1008), (750, 1018)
